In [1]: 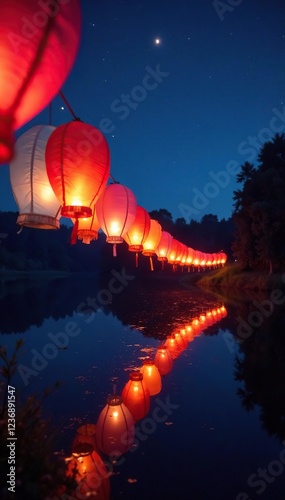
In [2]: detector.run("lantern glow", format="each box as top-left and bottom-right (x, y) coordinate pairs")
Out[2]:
(9, 125), (61, 230)
(121, 371), (150, 421)
(96, 183), (137, 256)
(96, 395), (135, 457)
(45, 121), (110, 222)
(0, 0), (81, 162)
(140, 360), (162, 396)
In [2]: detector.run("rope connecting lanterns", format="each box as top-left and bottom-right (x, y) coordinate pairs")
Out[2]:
(2, 6), (227, 269)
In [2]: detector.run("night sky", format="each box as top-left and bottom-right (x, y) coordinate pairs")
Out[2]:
(0, 0), (285, 222)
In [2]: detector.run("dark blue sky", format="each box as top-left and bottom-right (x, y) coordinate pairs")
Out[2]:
(1, 0), (284, 222)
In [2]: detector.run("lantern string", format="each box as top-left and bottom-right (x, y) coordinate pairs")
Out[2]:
(161, 260), (164, 270)
(149, 256), (154, 271)
(109, 173), (119, 184)
(71, 218), (79, 245)
(59, 91), (80, 121)
(113, 243), (117, 257)
(17, 226), (23, 235)
(135, 252), (138, 267)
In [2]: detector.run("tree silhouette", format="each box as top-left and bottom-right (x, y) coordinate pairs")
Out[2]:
(232, 133), (285, 272)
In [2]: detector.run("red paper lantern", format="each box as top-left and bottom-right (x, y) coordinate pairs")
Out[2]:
(67, 450), (110, 500)
(0, 0), (81, 162)
(186, 247), (194, 267)
(220, 252), (227, 265)
(167, 238), (180, 266)
(156, 231), (172, 266)
(123, 205), (150, 265)
(75, 208), (100, 245)
(164, 336), (180, 359)
(96, 395), (135, 458)
(46, 121), (110, 217)
(96, 183), (137, 256)
(173, 241), (184, 265)
(193, 250), (202, 267)
(140, 360), (162, 396)
(45, 121), (110, 243)
(179, 244), (188, 266)
(154, 345), (173, 376)
(142, 219), (162, 270)
(121, 371), (150, 421)
(72, 424), (97, 457)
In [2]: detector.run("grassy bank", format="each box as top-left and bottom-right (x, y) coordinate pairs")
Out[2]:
(187, 264), (285, 291)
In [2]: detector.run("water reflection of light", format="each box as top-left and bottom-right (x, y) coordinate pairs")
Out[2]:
(64, 304), (227, 498)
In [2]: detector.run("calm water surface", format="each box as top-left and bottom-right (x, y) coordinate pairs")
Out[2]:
(1, 272), (285, 500)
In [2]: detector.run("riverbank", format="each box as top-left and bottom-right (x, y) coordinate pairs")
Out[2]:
(188, 264), (285, 291)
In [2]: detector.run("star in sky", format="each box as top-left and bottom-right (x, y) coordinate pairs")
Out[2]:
(154, 38), (161, 45)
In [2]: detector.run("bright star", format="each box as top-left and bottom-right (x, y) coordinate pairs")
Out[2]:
(154, 38), (161, 45)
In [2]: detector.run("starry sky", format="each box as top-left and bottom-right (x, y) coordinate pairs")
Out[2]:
(0, 0), (284, 222)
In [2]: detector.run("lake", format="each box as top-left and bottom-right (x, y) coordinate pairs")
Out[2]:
(1, 270), (285, 500)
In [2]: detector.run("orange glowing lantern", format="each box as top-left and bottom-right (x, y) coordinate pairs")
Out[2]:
(121, 372), (150, 421)
(74, 208), (100, 244)
(165, 336), (180, 359)
(123, 205), (150, 266)
(220, 305), (227, 317)
(72, 424), (97, 457)
(96, 395), (134, 458)
(154, 345), (173, 375)
(45, 121), (110, 242)
(193, 250), (202, 267)
(220, 252), (227, 266)
(67, 450), (110, 500)
(166, 238), (180, 268)
(212, 253), (218, 266)
(156, 231), (172, 266)
(179, 328), (189, 347)
(200, 252), (206, 267)
(185, 324), (195, 342)
(9, 125), (61, 229)
(142, 219), (162, 270)
(180, 244), (189, 267)
(186, 247), (194, 266)
(0, 0), (81, 163)
(96, 183), (137, 256)
(173, 331), (186, 352)
(205, 253), (213, 267)
(140, 360), (162, 395)
(173, 241), (184, 266)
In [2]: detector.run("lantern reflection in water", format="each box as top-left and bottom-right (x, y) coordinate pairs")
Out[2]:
(72, 424), (97, 457)
(154, 345), (173, 376)
(140, 360), (162, 396)
(96, 395), (134, 458)
(67, 450), (110, 500)
(121, 372), (150, 421)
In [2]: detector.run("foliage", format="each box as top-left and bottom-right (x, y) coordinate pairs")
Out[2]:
(0, 341), (77, 499)
(0, 210), (234, 273)
(232, 133), (285, 272)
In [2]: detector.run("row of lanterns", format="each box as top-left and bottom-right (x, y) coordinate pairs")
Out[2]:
(64, 305), (227, 499)
(0, 1), (226, 268)
(9, 122), (227, 268)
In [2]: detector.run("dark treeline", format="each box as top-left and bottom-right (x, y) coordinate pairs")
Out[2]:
(0, 210), (234, 272)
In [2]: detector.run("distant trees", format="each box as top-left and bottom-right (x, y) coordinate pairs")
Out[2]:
(0, 209), (233, 273)
(232, 133), (285, 272)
